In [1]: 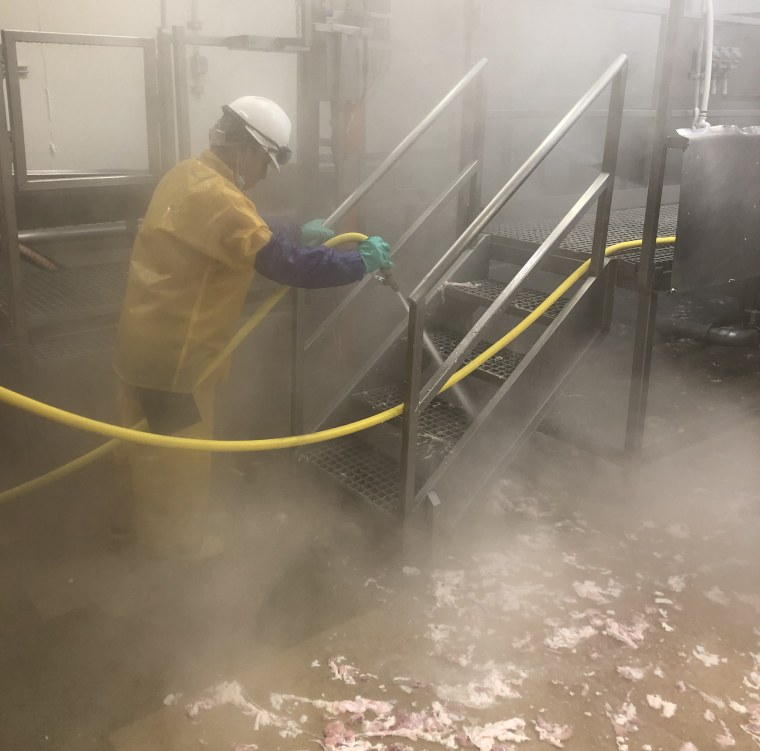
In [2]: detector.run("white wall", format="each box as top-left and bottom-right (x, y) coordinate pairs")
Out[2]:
(0, 0), (296, 173)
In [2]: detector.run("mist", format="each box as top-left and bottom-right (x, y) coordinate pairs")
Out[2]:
(1, 1), (760, 750)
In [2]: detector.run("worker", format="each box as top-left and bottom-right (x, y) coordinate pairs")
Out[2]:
(112, 95), (392, 559)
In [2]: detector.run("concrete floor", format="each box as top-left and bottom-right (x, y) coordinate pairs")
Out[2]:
(2, 320), (760, 750)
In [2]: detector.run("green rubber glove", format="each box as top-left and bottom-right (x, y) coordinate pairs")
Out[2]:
(300, 218), (335, 247)
(357, 236), (392, 273)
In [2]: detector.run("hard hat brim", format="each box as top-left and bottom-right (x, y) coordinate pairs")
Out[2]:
(244, 126), (281, 172)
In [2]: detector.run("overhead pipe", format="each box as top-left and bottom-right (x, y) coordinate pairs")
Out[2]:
(662, 317), (759, 347)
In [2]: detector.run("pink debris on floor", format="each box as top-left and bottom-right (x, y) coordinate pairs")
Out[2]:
(605, 614), (648, 649)
(606, 700), (638, 736)
(533, 717), (573, 748)
(616, 665), (646, 682)
(465, 718), (529, 749)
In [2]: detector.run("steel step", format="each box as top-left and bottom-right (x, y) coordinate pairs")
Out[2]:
(301, 436), (402, 518)
(443, 280), (568, 321)
(487, 204), (678, 290)
(428, 329), (524, 385)
(353, 383), (469, 451)
(488, 204), (678, 258)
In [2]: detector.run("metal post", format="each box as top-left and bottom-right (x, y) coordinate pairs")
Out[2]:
(157, 30), (178, 172)
(291, 1), (320, 435)
(142, 40), (163, 177)
(457, 71), (486, 234)
(328, 31), (346, 212)
(1, 32), (28, 192)
(625, 291), (658, 455)
(457, 0), (485, 233)
(400, 300), (426, 517)
(589, 60), (628, 278)
(172, 25), (192, 160)
(291, 289), (307, 434)
(0, 48), (28, 376)
(624, 0), (685, 458)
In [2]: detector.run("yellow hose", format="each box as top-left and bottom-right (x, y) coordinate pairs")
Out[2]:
(0, 233), (365, 503)
(0, 235), (675, 498)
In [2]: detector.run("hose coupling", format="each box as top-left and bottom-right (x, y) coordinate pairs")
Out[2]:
(375, 268), (400, 292)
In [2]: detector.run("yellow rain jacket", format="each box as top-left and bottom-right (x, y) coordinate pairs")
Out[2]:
(115, 150), (273, 393)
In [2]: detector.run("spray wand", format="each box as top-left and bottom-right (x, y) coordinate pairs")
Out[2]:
(376, 267), (400, 292)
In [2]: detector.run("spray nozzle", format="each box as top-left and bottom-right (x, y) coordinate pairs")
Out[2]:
(375, 268), (400, 293)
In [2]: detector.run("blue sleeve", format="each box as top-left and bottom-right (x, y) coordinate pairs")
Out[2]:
(262, 219), (301, 243)
(254, 229), (364, 288)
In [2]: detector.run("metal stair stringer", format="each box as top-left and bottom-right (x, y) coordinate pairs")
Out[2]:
(307, 233), (493, 435)
(412, 262), (614, 523)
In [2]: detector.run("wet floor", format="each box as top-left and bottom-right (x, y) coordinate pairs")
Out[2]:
(2, 325), (760, 750)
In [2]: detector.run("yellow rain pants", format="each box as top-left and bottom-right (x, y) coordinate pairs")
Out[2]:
(112, 380), (215, 556)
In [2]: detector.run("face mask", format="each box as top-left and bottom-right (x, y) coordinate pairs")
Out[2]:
(233, 151), (246, 190)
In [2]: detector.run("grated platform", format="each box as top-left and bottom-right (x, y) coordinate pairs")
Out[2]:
(444, 281), (568, 319)
(0, 263), (129, 324)
(353, 383), (470, 449)
(428, 330), (524, 384)
(488, 204), (678, 268)
(301, 436), (402, 518)
(29, 328), (116, 364)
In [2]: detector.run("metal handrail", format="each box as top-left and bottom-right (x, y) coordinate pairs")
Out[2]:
(399, 53), (629, 514)
(408, 54), (629, 305)
(416, 171), (611, 412)
(322, 57), (488, 229)
(305, 160), (479, 351)
(292, 58), (488, 434)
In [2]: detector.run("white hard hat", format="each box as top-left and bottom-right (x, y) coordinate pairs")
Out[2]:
(223, 96), (292, 171)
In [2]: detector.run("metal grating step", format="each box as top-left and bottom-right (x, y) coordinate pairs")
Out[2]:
(428, 330), (524, 384)
(29, 328), (116, 364)
(444, 280), (568, 319)
(301, 436), (402, 518)
(353, 383), (470, 449)
(488, 204), (678, 269)
(0, 263), (129, 323)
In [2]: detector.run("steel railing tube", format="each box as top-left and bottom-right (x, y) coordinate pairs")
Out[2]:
(322, 58), (488, 230)
(18, 222), (129, 244)
(305, 160), (479, 351)
(416, 172), (612, 412)
(409, 53), (629, 305)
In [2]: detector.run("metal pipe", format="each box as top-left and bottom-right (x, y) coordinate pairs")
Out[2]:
(400, 297), (426, 517)
(172, 25), (192, 160)
(18, 222), (129, 244)
(707, 326), (759, 346)
(0, 60), (29, 363)
(142, 41), (163, 177)
(410, 53), (628, 305)
(2, 30), (29, 191)
(305, 160), (479, 351)
(662, 317), (760, 347)
(322, 58), (488, 230)
(589, 61), (628, 277)
(19, 244), (59, 271)
(638, 0), (684, 290)
(2, 30), (149, 46)
(625, 0), (686, 459)
(157, 30), (178, 171)
(417, 172), (611, 413)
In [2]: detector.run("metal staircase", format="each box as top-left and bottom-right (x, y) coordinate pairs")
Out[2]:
(303, 239), (609, 522)
(300, 54), (629, 528)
